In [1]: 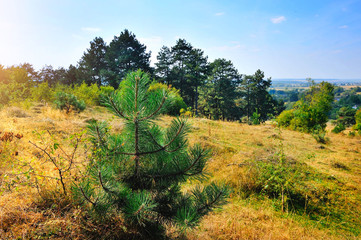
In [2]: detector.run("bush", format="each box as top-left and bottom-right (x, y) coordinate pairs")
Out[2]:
(276, 109), (294, 127)
(334, 107), (356, 127)
(148, 82), (187, 116)
(54, 92), (86, 114)
(353, 108), (361, 134)
(31, 81), (55, 103)
(276, 81), (334, 133)
(312, 126), (329, 144)
(99, 85), (115, 100)
(0, 87), (10, 107)
(251, 110), (261, 125)
(72, 82), (100, 106)
(332, 123), (346, 134)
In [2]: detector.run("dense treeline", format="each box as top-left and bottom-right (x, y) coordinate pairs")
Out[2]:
(0, 29), (283, 122)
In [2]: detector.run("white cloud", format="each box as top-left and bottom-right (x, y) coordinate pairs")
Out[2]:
(271, 16), (286, 24)
(339, 25), (348, 29)
(81, 27), (101, 33)
(215, 12), (225, 16)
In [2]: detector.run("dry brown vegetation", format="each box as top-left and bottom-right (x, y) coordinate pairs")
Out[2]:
(1, 105), (361, 239)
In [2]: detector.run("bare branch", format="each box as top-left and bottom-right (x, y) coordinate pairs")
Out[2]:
(29, 141), (59, 169)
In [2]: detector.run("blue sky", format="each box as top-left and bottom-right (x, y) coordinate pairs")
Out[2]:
(1, 0), (361, 79)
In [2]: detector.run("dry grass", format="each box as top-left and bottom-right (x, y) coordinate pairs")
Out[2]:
(1, 106), (361, 239)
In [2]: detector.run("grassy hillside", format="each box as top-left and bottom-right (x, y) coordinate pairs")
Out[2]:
(1, 104), (361, 239)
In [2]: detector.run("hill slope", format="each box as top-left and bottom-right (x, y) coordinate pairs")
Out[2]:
(0, 105), (360, 239)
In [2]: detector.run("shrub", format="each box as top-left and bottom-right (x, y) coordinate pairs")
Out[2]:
(251, 110), (261, 125)
(353, 108), (361, 134)
(148, 82), (187, 116)
(332, 123), (346, 134)
(276, 81), (334, 133)
(30, 81), (55, 103)
(276, 109), (294, 127)
(72, 82), (100, 105)
(335, 107), (357, 127)
(0, 85), (10, 107)
(180, 107), (193, 117)
(312, 126), (329, 144)
(99, 85), (115, 100)
(74, 70), (228, 236)
(54, 92), (86, 114)
(6, 107), (29, 118)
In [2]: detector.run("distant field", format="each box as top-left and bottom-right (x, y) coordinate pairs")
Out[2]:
(271, 79), (361, 90)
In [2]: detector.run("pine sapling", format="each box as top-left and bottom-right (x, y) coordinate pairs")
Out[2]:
(74, 70), (229, 235)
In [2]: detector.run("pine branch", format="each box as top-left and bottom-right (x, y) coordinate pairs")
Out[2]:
(107, 96), (130, 120)
(80, 186), (97, 206)
(197, 190), (224, 214)
(111, 121), (186, 157)
(98, 171), (117, 195)
(150, 148), (206, 179)
(139, 94), (167, 121)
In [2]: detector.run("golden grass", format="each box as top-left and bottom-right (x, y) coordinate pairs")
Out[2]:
(1, 106), (361, 239)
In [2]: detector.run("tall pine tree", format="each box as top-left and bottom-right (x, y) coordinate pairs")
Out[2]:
(78, 37), (107, 86)
(198, 59), (241, 120)
(104, 29), (152, 88)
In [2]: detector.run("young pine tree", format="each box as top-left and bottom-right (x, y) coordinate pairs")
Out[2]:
(75, 70), (228, 235)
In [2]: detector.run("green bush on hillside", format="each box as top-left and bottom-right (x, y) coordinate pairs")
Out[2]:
(332, 123), (346, 134)
(353, 108), (361, 134)
(148, 82), (187, 116)
(54, 92), (86, 114)
(276, 81), (334, 133)
(30, 81), (55, 103)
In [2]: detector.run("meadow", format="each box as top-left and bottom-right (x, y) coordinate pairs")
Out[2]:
(1, 104), (360, 239)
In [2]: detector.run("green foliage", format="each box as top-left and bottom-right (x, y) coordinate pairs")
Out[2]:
(99, 85), (115, 97)
(0, 84), (10, 107)
(74, 70), (229, 235)
(335, 107), (356, 127)
(30, 81), (55, 102)
(251, 110), (261, 125)
(155, 39), (209, 113)
(78, 37), (107, 86)
(54, 92), (86, 114)
(353, 108), (361, 134)
(148, 82), (187, 116)
(332, 123), (346, 134)
(198, 58), (241, 120)
(312, 126), (329, 144)
(276, 81), (334, 133)
(276, 109), (295, 127)
(104, 29), (152, 88)
(72, 82), (100, 105)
